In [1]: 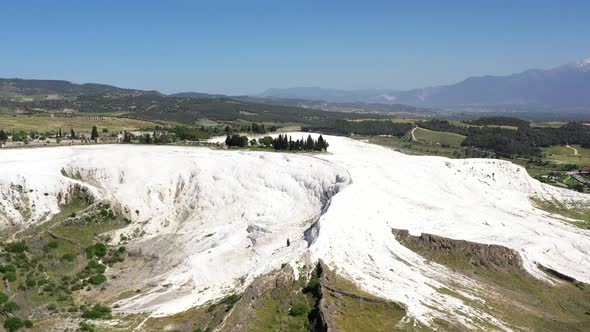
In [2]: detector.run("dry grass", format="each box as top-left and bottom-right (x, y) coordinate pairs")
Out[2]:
(0, 115), (156, 132)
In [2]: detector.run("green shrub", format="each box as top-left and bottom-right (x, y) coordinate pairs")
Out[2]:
(25, 277), (36, 288)
(85, 243), (107, 257)
(47, 240), (59, 249)
(3, 271), (17, 282)
(1, 264), (17, 273)
(81, 304), (111, 319)
(224, 294), (240, 310)
(4, 241), (28, 253)
(304, 277), (319, 293)
(3, 301), (21, 312)
(23, 320), (33, 328)
(289, 302), (310, 316)
(62, 253), (77, 262)
(84, 260), (106, 274)
(0, 291), (7, 303)
(3, 317), (24, 332)
(79, 321), (96, 331)
(88, 274), (107, 285)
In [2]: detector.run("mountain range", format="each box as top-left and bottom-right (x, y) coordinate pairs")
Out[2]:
(261, 58), (590, 108)
(2, 57), (589, 113)
(0, 78), (161, 97)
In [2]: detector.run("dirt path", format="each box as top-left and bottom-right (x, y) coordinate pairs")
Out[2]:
(411, 126), (419, 142)
(566, 145), (579, 155)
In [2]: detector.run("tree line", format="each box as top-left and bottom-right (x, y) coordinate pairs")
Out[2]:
(462, 116), (530, 128)
(271, 134), (328, 151)
(224, 133), (329, 152)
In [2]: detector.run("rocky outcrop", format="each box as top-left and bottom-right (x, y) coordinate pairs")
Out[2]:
(309, 261), (406, 332)
(392, 229), (524, 272)
(309, 262), (331, 332)
(217, 266), (296, 332)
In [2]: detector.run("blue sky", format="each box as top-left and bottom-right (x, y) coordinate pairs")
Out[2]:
(1, 0), (589, 94)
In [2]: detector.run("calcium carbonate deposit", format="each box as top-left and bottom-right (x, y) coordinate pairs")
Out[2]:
(1, 134), (589, 328)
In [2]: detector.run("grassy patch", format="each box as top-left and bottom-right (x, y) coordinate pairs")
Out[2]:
(542, 145), (590, 165)
(321, 268), (408, 332)
(247, 277), (313, 332)
(0, 196), (129, 325)
(32, 191), (91, 233)
(413, 127), (466, 146)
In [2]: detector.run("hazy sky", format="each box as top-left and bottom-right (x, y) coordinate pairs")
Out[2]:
(1, 0), (589, 94)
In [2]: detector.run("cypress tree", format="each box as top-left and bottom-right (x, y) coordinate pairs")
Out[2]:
(306, 135), (314, 151)
(91, 126), (99, 141)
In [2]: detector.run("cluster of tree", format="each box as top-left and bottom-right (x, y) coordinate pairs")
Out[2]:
(0, 130), (29, 142)
(0, 127), (102, 142)
(225, 134), (249, 147)
(3, 316), (33, 332)
(461, 129), (539, 156)
(121, 131), (174, 144)
(138, 133), (153, 144)
(462, 116), (530, 128)
(272, 134), (329, 151)
(322, 119), (414, 137)
(248, 122), (268, 134)
(222, 123), (278, 135)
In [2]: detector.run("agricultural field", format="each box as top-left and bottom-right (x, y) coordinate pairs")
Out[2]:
(531, 121), (567, 128)
(0, 115), (158, 133)
(412, 127), (466, 146)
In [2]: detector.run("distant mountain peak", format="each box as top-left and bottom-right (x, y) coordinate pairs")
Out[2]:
(260, 57), (590, 108)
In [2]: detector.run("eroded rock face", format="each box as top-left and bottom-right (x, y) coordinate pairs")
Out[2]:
(392, 228), (524, 272)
